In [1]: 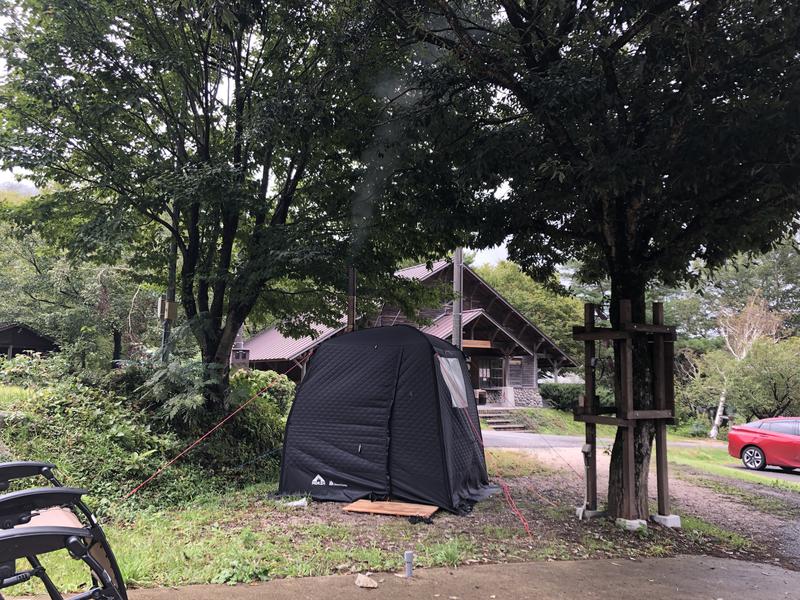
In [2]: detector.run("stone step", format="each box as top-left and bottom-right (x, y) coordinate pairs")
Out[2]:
(490, 424), (529, 431)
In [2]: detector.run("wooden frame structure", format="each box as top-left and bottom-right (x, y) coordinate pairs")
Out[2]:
(572, 300), (676, 521)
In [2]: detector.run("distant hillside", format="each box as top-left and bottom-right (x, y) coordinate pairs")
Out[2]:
(0, 181), (36, 206)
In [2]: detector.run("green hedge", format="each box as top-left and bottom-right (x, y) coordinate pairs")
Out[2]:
(539, 383), (614, 411)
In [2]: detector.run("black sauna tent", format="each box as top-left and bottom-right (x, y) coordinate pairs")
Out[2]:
(279, 325), (490, 512)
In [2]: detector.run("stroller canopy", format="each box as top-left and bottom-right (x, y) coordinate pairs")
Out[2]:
(279, 325), (490, 512)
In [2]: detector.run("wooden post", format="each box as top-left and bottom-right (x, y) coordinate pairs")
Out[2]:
(653, 302), (670, 515)
(583, 303), (597, 511)
(452, 247), (464, 349)
(618, 299), (636, 520)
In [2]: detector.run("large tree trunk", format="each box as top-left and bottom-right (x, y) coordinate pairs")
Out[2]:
(112, 328), (123, 368)
(196, 308), (248, 409)
(201, 346), (231, 409)
(709, 388), (727, 439)
(606, 275), (655, 520)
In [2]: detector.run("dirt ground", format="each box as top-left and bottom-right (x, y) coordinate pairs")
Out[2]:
(525, 445), (800, 569)
(213, 446), (798, 575)
(8, 445), (800, 599)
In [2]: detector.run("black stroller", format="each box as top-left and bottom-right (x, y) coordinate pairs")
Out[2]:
(0, 461), (127, 600)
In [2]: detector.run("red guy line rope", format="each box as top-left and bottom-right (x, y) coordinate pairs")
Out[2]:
(123, 364), (297, 501)
(499, 480), (533, 537)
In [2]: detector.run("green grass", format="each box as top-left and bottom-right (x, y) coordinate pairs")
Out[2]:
(7, 483), (494, 595)
(680, 515), (752, 551)
(517, 408), (617, 438)
(0, 385), (29, 409)
(11, 493), (401, 594)
(669, 446), (800, 492)
(516, 408), (703, 443)
(484, 448), (551, 478)
(684, 476), (800, 517)
(418, 538), (475, 568)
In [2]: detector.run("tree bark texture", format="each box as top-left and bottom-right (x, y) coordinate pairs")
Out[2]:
(112, 328), (123, 369)
(606, 278), (655, 519)
(709, 388), (727, 439)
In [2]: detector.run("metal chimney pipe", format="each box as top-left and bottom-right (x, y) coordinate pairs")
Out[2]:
(346, 265), (357, 333)
(452, 248), (463, 349)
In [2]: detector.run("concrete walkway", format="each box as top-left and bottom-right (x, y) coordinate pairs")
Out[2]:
(31, 556), (795, 600)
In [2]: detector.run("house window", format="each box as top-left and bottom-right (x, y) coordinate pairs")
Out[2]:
(477, 358), (504, 388)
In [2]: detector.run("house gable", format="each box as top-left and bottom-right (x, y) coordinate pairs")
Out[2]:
(0, 323), (59, 358)
(379, 261), (575, 369)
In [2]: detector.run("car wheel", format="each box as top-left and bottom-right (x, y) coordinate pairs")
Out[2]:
(742, 446), (766, 470)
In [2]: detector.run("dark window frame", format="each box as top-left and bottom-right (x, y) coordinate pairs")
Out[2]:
(477, 357), (504, 389)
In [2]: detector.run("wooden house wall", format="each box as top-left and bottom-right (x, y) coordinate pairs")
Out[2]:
(508, 357), (537, 388)
(0, 325), (58, 357)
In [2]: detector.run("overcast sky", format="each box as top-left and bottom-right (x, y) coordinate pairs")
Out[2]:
(470, 244), (508, 266)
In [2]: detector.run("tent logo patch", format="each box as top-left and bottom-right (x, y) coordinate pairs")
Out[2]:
(311, 474), (326, 486)
(328, 480), (347, 488)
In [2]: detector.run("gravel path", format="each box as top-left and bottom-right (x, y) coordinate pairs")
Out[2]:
(519, 445), (800, 569)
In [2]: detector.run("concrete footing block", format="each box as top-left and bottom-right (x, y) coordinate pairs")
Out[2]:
(615, 518), (648, 532)
(651, 514), (682, 528)
(575, 506), (606, 521)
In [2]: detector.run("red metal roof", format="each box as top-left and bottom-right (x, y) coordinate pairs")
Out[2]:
(243, 259), (576, 366)
(245, 319), (346, 362)
(420, 309), (483, 339)
(244, 261), (450, 362)
(394, 260), (449, 281)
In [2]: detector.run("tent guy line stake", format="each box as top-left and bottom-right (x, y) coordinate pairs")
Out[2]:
(121, 364), (298, 502)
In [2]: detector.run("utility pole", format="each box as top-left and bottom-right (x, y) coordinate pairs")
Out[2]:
(346, 264), (357, 333)
(452, 247), (463, 350)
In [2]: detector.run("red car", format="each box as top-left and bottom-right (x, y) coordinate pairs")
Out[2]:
(728, 418), (800, 472)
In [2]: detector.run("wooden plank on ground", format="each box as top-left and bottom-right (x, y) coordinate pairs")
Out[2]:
(342, 499), (438, 518)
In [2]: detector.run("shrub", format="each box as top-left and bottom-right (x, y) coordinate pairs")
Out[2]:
(539, 383), (582, 410)
(673, 417), (712, 438)
(196, 370), (295, 476)
(0, 355), (296, 509)
(230, 369), (295, 415)
(0, 352), (72, 387)
(0, 374), (189, 510)
(131, 358), (208, 431)
(539, 383), (614, 411)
